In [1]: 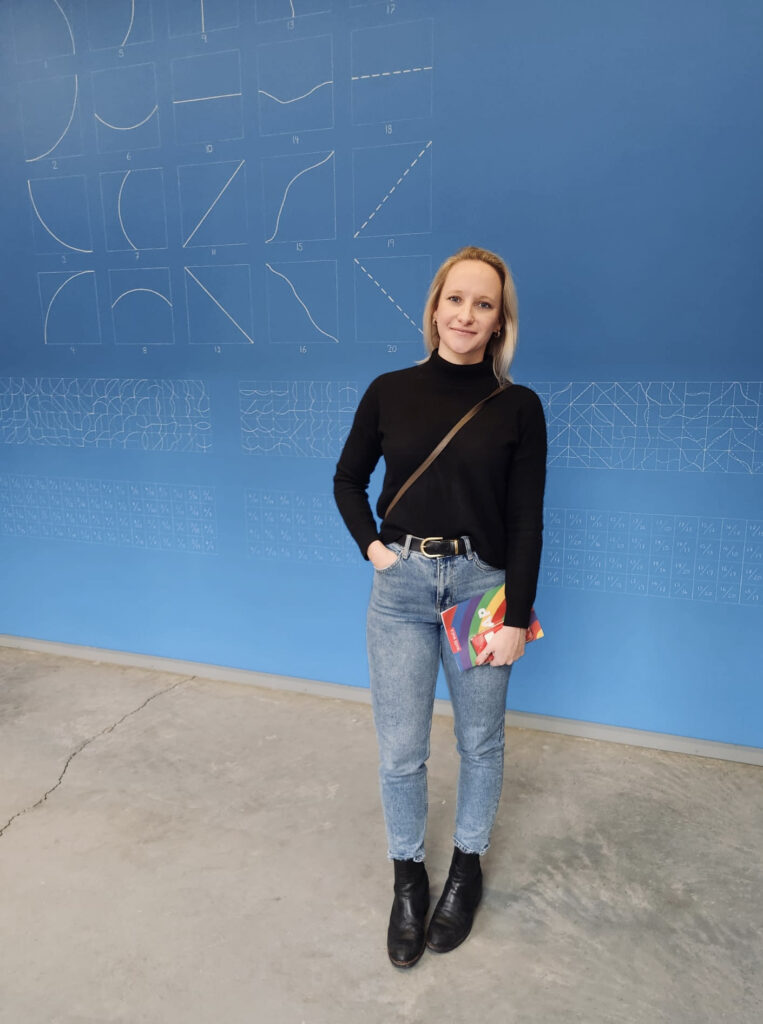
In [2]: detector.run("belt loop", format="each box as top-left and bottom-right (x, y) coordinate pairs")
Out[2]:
(462, 535), (474, 559)
(402, 534), (413, 558)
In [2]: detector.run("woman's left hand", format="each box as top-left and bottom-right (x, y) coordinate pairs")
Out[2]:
(475, 625), (526, 667)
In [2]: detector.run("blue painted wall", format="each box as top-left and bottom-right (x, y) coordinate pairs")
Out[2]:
(1, 0), (761, 747)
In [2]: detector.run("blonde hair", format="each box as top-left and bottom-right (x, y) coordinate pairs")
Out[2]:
(422, 246), (518, 383)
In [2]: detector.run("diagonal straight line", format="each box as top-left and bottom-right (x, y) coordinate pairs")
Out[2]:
(183, 160), (245, 248)
(185, 266), (254, 343)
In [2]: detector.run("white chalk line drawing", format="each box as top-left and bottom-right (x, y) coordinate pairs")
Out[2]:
(53, 0), (76, 54)
(531, 381), (763, 473)
(354, 139), (432, 237)
(94, 104), (158, 131)
(116, 170), (138, 250)
(352, 66), (432, 80)
(258, 81), (332, 104)
(201, 0), (206, 34)
(265, 150), (334, 244)
(121, 0), (136, 46)
(184, 266), (254, 343)
(173, 92), (242, 104)
(265, 263), (338, 343)
(27, 179), (92, 254)
(111, 288), (173, 309)
(25, 74), (78, 163)
(43, 270), (95, 344)
(353, 258), (421, 333)
(183, 159), (244, 247)
(0, 378), (211, 451)
(289, 1), (296, 17)
(541, 505), (763, 604)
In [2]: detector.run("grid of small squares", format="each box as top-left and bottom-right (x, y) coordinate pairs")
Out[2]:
(540, 508), (763, 605)
(245, 490), (356, 564)
(0, 475), (217, 553)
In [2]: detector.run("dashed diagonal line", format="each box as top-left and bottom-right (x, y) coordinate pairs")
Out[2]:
(351, 66), (433, 80)
(353, 259), (422, 333)
(354, 140), (432, 238)
(184, 267), (254, 343)
(183, 160), (245, 248)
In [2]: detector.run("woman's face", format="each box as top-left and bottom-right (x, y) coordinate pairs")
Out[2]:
(433, 260), (503, 366)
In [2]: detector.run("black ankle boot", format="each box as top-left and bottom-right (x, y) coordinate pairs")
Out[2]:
(387, 859), (430, 968)
(426, 847), (482, 953)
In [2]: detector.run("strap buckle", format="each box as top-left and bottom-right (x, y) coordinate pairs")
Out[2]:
(420, 536), (444, 558)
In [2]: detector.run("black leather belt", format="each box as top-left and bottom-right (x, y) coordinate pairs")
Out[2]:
(404, 535), (464, 558)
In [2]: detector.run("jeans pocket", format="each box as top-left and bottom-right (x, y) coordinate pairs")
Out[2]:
(374, 543), (403, 574)
(473, 552), (502, 573)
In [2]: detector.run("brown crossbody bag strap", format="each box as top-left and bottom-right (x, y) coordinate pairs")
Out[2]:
(383, 383), (508, 523)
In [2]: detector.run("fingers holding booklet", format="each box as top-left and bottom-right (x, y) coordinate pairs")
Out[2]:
(441, 584), (543, 672)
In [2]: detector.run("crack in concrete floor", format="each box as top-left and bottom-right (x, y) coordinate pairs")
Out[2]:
(0, 674), (195, 839)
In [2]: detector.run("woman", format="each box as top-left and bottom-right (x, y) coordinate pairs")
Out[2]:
(333, 246), (547, 967)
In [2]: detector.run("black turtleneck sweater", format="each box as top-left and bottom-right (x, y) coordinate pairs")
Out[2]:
(333, 350), (547, 628)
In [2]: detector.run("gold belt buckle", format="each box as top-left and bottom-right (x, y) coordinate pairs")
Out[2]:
(420, 536), (444, 558)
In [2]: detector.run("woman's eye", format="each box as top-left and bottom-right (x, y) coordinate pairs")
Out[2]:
(447, 295), (460, 303)
(479, 302), (492, 309)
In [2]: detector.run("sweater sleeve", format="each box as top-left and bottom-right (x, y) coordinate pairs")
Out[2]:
(333, 380), (383, 560)
(503, 390), (548, 628)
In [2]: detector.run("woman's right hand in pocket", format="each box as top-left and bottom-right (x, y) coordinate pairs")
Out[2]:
(367, 539), (398, 570)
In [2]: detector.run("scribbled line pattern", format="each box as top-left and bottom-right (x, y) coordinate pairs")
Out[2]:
(246, 491), (356, 564)
(0, 475), (216, 553)
(0, 379), (211, 451)
(239, 380), (357, 459)
(540, 508), (763, 606)
(529, 382), (762, 473)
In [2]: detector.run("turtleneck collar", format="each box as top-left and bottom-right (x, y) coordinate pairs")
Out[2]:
(427, 347), (496, 384)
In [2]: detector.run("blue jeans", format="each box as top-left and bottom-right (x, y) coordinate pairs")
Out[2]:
(366, 536), (512, 862)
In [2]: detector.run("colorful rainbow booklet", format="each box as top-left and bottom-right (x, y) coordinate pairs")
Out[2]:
(440, 584), (543, 672)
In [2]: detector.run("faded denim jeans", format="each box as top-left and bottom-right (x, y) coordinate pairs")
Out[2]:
(367, 536), (512, 862)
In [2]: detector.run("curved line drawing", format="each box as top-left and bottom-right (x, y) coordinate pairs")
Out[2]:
(43, 270), (94, 344)
(185, 267), (254, 343)
(354, 139), (432, 238)
(94, 104), (158, 131)
(111, 288), (173, 309)
(121, 0), (136, 47)
(290, 1), (296, 17)
(258, 81), (333, 105)
(353, 258), (422, 333)
(183, 160), (245, 248)
(117, 170), (138, 250)
(265, 150), (334, 244)
(53, 0), (76, 54)
(27, 179), (92, 254)
(25, 74), (78, 163)
(266, 263), (339, 343)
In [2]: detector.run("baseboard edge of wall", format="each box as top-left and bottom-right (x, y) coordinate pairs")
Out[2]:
(1, 633), (761, 767)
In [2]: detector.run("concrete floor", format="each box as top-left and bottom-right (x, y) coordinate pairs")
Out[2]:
(0, 647), (761, 1024)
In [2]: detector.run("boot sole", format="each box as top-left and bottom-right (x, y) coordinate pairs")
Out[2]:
(425, 927), (471, 954)
(388, 945), (426, 968)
